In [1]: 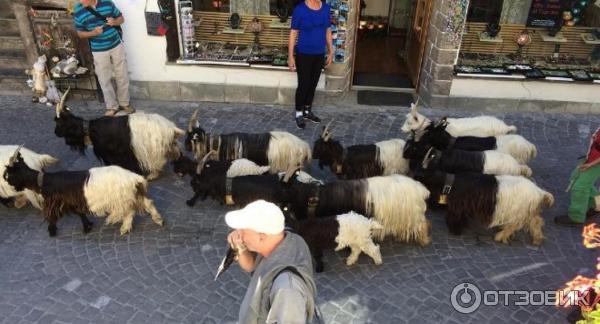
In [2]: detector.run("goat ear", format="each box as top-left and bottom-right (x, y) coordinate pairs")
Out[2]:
(188, 109), (199, 132)
(8, 144), (24, 166)
(55, 87), (70, 118)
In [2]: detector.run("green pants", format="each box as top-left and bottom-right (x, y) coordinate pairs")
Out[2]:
(568, 163), (600, 222)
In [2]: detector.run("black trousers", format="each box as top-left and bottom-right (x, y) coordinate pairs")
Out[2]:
(295, 53), (324, 112)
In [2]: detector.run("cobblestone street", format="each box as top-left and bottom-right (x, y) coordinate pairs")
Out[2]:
(0, 94), (598, 323)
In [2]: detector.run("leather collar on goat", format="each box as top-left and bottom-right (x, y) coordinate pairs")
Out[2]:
(306, 183), (321, 219)
(437, 173), (454, 205)
(37, 171), (44, 189)
(422, 147), (442, 169)
(332, 147), (346, 175)
(83, 120), (92, 146)
(225, 177), (234, 205)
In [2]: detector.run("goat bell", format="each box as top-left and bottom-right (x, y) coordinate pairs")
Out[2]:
(438, 194), (448, 205)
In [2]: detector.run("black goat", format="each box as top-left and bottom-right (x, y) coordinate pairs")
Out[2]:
(403, 136), (531, 176)
(312, 122), (409, 179)
(54, 89), (184, 179)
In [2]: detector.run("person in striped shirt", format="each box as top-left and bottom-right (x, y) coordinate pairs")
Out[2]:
(74, 0), (135, 116)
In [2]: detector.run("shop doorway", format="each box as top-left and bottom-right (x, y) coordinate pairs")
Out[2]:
(352, 0), (432, 91)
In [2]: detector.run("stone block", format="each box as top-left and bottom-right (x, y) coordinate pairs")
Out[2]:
(224, 84), (250, 103)
(431, 62), (454, 81)
(543, 100), (567, 113)
(430, 46), (458, 65)
(325, 74), (350, 92)
(592, 102), (600, 114)
(566, 101), (592, 114)
(250, 86), (278, 104)
(147, 81), (180, 101)
(431, 80), (452, 96)
(517, 100), (545, 112)
(278, 87), (295, 105)
(180, 82), (206, 102)
(129, 80), (150, 100)
(203, 83), (225, 102)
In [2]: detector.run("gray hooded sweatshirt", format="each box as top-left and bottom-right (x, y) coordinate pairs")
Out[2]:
(238, 232), (317, 324)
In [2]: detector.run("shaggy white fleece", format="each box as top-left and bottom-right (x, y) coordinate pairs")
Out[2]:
(129, 113), (184, 179)
(84, 165), (164, 235)
(335, 211), (383, 266)
(375, 139), (409, 175)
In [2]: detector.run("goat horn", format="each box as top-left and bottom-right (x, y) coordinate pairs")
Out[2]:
(196, 150), (217, 174)
(188, 109), (199, 132)
(282, 163), (301, 183)
(8, 144), (24, 166)
(321, 120), (334, 137)
(55, 87), (70, 118)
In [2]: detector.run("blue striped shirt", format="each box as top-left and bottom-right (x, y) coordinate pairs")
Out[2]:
(73, 0), (122, 52)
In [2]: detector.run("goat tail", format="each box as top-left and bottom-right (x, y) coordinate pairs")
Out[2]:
(542, 191), (555, 208)
(507, 125), (518, 134)
(40, 155), (59, 168)
(520, 165), (533, 177)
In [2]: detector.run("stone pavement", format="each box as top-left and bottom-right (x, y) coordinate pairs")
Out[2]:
(0, 94), (598, 324)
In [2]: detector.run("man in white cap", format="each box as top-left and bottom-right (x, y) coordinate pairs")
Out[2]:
(225, 200), (318, 324)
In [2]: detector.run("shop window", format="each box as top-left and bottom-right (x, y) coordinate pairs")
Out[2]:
(456, 0), (600, 83)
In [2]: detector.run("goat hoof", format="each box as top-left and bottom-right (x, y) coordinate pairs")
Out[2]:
(83, 224), (93, 234)
(120, 228), (132, 236)
(49, 230), (57, 237)
(186, 199), (195, 207)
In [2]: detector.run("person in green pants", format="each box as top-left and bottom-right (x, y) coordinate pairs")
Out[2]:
(555, 127), (600, 227)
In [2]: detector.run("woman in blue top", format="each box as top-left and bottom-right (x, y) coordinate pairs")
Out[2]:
(288, 0), (333, 129)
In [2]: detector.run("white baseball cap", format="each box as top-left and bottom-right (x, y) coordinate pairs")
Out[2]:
(225, 200), (285, 235)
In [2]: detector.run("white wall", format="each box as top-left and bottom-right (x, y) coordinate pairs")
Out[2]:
(114, 0), (307, 89)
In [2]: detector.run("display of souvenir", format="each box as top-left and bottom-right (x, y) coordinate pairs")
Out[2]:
(505, 64), (533, 71)
(524, 69), (545, 79)
(569, 70), (592, 81)
(230, 13), (242, 29)
(454, 65), (482, 74)
(327, 0), (350, 64)
(540, 69), (571, 78)
(589, 72), (600, 80)
(480, 67), (511, 75)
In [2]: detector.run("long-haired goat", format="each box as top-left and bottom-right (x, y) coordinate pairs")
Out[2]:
(282, 168), (431, 244)
(413, 170), (553, 245)
(185, 110), (311, 173)
(3, 146), (164, 237)
(417, 118), (537, 164)
(186, 152), (290, 207)
(401, 100), (517, 137)
(283, 209), (383, 272)
(0, 145), (58, 209)
(54, 89), (184, 180)
(403, 136), (532, 177)
(312, 122), (409, 179)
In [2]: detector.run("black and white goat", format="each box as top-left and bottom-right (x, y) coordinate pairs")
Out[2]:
(285, 210), (383, 272)
(312, 122), (409, 179)
(185, 110), (311, 173)
(54, 89), (184, 179)
(0, 145), (58, 209)
(186, 152), (288, 207)
(282, 168), (431, 244)
(413, 170), (553, 245)
(416, 118), (537, 164)
(403, 136), (532, 177)
(3, 146), (164, 237)
(401, 100), (517, 137)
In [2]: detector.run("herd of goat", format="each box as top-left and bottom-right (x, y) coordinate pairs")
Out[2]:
(0, 91), (554, 273)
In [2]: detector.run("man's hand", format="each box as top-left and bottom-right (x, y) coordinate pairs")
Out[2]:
(227, 230), (246, 251)
(93, 26), (103, 36)
(106, 17), (116, 26)
(580, 163), (592, 171)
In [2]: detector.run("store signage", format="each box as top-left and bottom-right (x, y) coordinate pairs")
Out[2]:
(526, 0), (564, 27)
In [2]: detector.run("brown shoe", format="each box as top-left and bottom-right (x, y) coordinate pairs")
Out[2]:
(104, 109), (118, 117)
(119, 105), (136, 114)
